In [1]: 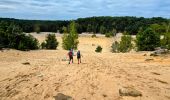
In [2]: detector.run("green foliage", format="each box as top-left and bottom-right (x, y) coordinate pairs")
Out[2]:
(91, 33), (97, 38)
(62, 21), (79, 50)
(105, 32), (113, 37)
(0, 17), (168, 34)
(118, 35), (132, 52)
(95, 45), (102, 53)
(111, 35), (132, 53)
(45, 34), (59, 49)
(0, 22), (39, 51)
(150, 24), (166, 34)
(111, 41), (119, 53)
(161, 32), (170, 50)
(41, 41), (46, 49)
(136, 28), (160, 51)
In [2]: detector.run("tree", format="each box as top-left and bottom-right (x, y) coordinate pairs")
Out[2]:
(62, 21), (79, 50)
(45, 34), (59, 49)
(136, 28), (160, 51)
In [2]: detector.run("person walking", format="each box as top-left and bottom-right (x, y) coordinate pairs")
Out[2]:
(77, 50), (82, 64)
(68, 49), (73, 64)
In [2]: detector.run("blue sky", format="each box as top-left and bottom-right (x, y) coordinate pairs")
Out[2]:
(0, 0), (170, 20)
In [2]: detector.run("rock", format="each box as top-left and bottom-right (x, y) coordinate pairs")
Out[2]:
(92, 44), (95, 46)
(22, 62), (30, 65)
(150, 52), (158, 56)
(54, 93), (73, 100)
(143, 54), (147, 56)
(145, 58), (154, 61)
(119, 87), (142, 97)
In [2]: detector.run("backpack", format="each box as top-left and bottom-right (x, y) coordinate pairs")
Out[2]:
(69, 51), (73, 57)
(77, 51), (80, 57)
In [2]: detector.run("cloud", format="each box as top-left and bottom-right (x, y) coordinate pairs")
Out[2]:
(0, 0), (170, 20)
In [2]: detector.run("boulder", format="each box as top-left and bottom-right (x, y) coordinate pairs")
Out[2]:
(119, 87), (142, 97)
(54, 93), (73, 100)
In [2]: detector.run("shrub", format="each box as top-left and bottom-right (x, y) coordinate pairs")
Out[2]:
(0, 22), (39, 51)
(41, 41), (46, 49)
(118, 35), (132, 52)
(16, 34), (39, 51)
(95, 45), (102, 53)
(136, 28), (160, 51)
(92, 33), (97, 38)
(161, 32), (170, 50)
(45, 34), (59, 49)
(105, 32), (112, 37)
(111, 41), (119, 52)
(62, 21), (79, 50)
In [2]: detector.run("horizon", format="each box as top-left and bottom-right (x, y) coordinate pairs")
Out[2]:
(0, 0), (170, 20)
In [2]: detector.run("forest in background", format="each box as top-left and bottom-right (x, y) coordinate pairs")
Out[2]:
(0, 16), (169, 34)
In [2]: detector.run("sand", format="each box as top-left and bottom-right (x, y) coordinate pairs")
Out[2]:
(0, 33), (170, 100)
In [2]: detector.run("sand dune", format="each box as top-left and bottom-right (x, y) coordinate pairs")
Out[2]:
(0, 33), (170, 100)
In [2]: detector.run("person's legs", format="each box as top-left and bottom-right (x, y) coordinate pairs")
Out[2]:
(69, 57), (71, 64)
(72, 56), (73, 63)
(77, 58), (80, 64)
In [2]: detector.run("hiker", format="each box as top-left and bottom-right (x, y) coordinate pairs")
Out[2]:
(77, 50), (82, 64)
(68, 49), (73, 64)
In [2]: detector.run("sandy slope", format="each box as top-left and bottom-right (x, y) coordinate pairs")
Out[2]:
(0, 33), (170, 100)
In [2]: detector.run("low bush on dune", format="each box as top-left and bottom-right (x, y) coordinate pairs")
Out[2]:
(111, 35), (132, 53)
(95, 45), (102, 53)
(92, 34), (97, 38)
(105, 32), (113, 38)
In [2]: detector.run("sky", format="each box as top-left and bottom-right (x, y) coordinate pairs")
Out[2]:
(0, 0), (170, 20)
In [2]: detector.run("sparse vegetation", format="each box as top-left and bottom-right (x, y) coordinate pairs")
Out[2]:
(0, 22), (39, 51)
(105, 32), (113, 37)
(95, 45), (102, 53)
(91, 33), (97, 38)
(136, 28), (160, 51)
(111, 41), (119, 53)
(111, 35), (132, 53)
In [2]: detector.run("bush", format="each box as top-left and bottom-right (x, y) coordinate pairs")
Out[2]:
(0, 22), (39, 51)
(161, 32), (170, 50)
(41, 41), (46, 49)
(111, 41), (119, 52)
(118, 35), (132, 52)
(105, 32), (112, 37)
(62, 21), (79, 50)
(45, 34), (59, 49)
(92, 34), (97, 38)
(136, 28), (160, 51)
(16, 34), (39, 51)
(95, 45), (102, 53)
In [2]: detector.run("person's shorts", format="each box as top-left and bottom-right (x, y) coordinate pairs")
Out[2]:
(77, 56), (81, 59)
(69, 56), (73, 60)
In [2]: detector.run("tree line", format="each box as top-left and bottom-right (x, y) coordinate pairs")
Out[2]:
(0, 17), (170, 52)
(0, 16), (169, 34)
